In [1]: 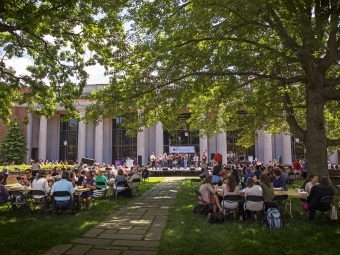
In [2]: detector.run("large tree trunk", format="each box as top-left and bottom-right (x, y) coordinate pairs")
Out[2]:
(304, 77), (328, 178)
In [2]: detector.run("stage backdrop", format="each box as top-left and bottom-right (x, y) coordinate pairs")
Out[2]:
(169, 146), (196, 153)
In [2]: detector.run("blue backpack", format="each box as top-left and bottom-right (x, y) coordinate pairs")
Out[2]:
(266, 207), (283, 229)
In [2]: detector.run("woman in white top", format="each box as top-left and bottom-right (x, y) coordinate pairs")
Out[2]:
(238, 178), (263, 221)
(193, 154), (199, 168)
(32, 171), (51, 203)
(221, 175), (239, 210)
(304, 175), (318, 193)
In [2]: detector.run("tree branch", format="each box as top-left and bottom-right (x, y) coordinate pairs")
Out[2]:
(320, 88), (340, 101)
(327, 138), (340, 147)
(324, 78), (340, 88)
(283, 92), (306, 141)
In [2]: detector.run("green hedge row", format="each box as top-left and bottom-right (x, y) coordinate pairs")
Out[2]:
(3, 164), (75, 172)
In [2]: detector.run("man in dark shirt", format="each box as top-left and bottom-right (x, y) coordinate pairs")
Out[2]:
(272, 169), (286, 190)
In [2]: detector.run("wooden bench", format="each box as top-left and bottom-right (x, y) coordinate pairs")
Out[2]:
(329, 170), (340, 185)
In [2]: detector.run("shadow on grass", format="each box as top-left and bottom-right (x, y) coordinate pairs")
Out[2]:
(157, 179), (340, 255)
(0, 177), (164, 255)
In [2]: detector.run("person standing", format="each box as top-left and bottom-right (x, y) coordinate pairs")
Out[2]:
(202, 151), (208, 166)
(183, 153), (188, 169)
(168, 153), (173, 169)
(193, 153), (199, 168)
(150, 152), (156, 170)
(2, 163), (9, 185)
(32, 159), (42, 177)
(302, 159), (308, 180)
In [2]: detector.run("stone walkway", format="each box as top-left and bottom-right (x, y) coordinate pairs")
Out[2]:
(45, 177), (184, 255)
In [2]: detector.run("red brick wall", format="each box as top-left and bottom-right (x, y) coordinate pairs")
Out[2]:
(0, 106), (28, 143)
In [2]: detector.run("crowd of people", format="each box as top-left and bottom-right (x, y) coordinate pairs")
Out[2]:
(198, 163), (337, 221)
(0, 163), (147, 214)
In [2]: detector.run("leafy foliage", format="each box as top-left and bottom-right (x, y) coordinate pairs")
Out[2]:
(0, 0), (127, 123)
(0, 119), (27, 163)
(86, 0), (340, 175)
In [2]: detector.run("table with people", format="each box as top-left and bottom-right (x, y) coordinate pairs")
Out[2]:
(196, 164), (335, 221)
(0, 164), (142, 215)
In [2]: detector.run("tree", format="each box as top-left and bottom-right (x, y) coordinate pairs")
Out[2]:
(0, 0), (126, 123)
(86, 0), (340, 178)
(0, 119), (27, 164)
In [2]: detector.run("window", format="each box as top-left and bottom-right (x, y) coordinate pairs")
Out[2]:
(112, 117), (137, 161)
(59, 115), (78, 161)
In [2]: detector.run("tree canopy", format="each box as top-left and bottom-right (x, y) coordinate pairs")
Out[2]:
(87, 0), (340, 176)
(0, 0), (126, 123)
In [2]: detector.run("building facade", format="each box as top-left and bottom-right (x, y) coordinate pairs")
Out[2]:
(1, 84), (339, 165)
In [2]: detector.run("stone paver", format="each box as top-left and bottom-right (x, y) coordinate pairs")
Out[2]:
(45, 177), (183, 255)
(45, 244), (72, 255)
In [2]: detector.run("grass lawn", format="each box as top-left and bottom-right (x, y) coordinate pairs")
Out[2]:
(157, 179), (340, 255)
(0, 177), (164, 255)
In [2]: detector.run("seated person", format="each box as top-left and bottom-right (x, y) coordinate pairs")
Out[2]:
(128, 169), (141, 188)
(259, 173), (275, 210)
(114, 169), (127, 192)
(51, 167), (59, 177)
(305, 175), (318, 193)
(243, 167), (252, 186)
(199, 175), (222, 213)
(95, 169), (108, 189)
(51, 172), (75, 214)
(238, 178), (263, 221)
(306, 176), (334, 220)
(0, 174), (11, 203)
(32, 171), (51, 206)
(77, 170), (86, 183)
(104, 167), (114, 180)
(23, 169), (35, 187)
(272, 169), (286, 190)
(221, 175), (239, 211)
(199, 166), (210, 181)
(79, 172), (96, 211)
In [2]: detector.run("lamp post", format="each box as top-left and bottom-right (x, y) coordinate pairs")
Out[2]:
(63, 140), (68, 161)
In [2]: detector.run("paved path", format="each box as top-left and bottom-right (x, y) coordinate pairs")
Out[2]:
(45, 177), (184, 255)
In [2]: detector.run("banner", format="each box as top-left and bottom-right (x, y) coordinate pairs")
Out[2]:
(169, 146), (196, 153)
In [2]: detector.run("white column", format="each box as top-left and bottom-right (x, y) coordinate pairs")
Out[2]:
(155, 122), (163, 156)
(77, 111), (86, 161)
(26, 113), (33, 163)
(199, 134), (208, 162)
(282, 134), (292, 166)
(137, 127), (147, 165)
(38, 116), (47, 160)
(95, 121), (103, 164)
(217, 132), (228, 164)
(329, 150), (339, 165)
(262, 131), (272, 165)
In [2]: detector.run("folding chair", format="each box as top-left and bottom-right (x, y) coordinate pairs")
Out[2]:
(271, 195), (288, 215)
(53, 191), (73, 215)
(9, 190), (34, 214)
(315, 196), (333, 220)
(0, 190), (12, 214)
(114, 181), (129, 198)
(75, 181), (83, 186)
(94, 181), (108, 199)
(131, 178), (141, 196)
(194, 189), (212, 217)
(190, 179), (202, 193)
(30, 190), (52, 215)
(245, 195), (265, 223)
(142, 171), (150, 182)
(221, 195), (242, 220)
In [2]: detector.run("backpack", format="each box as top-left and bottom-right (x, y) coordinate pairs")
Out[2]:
(266, 207), (283, 229)
(208, 212), (224, 224)
(124, 187), (134, 198)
